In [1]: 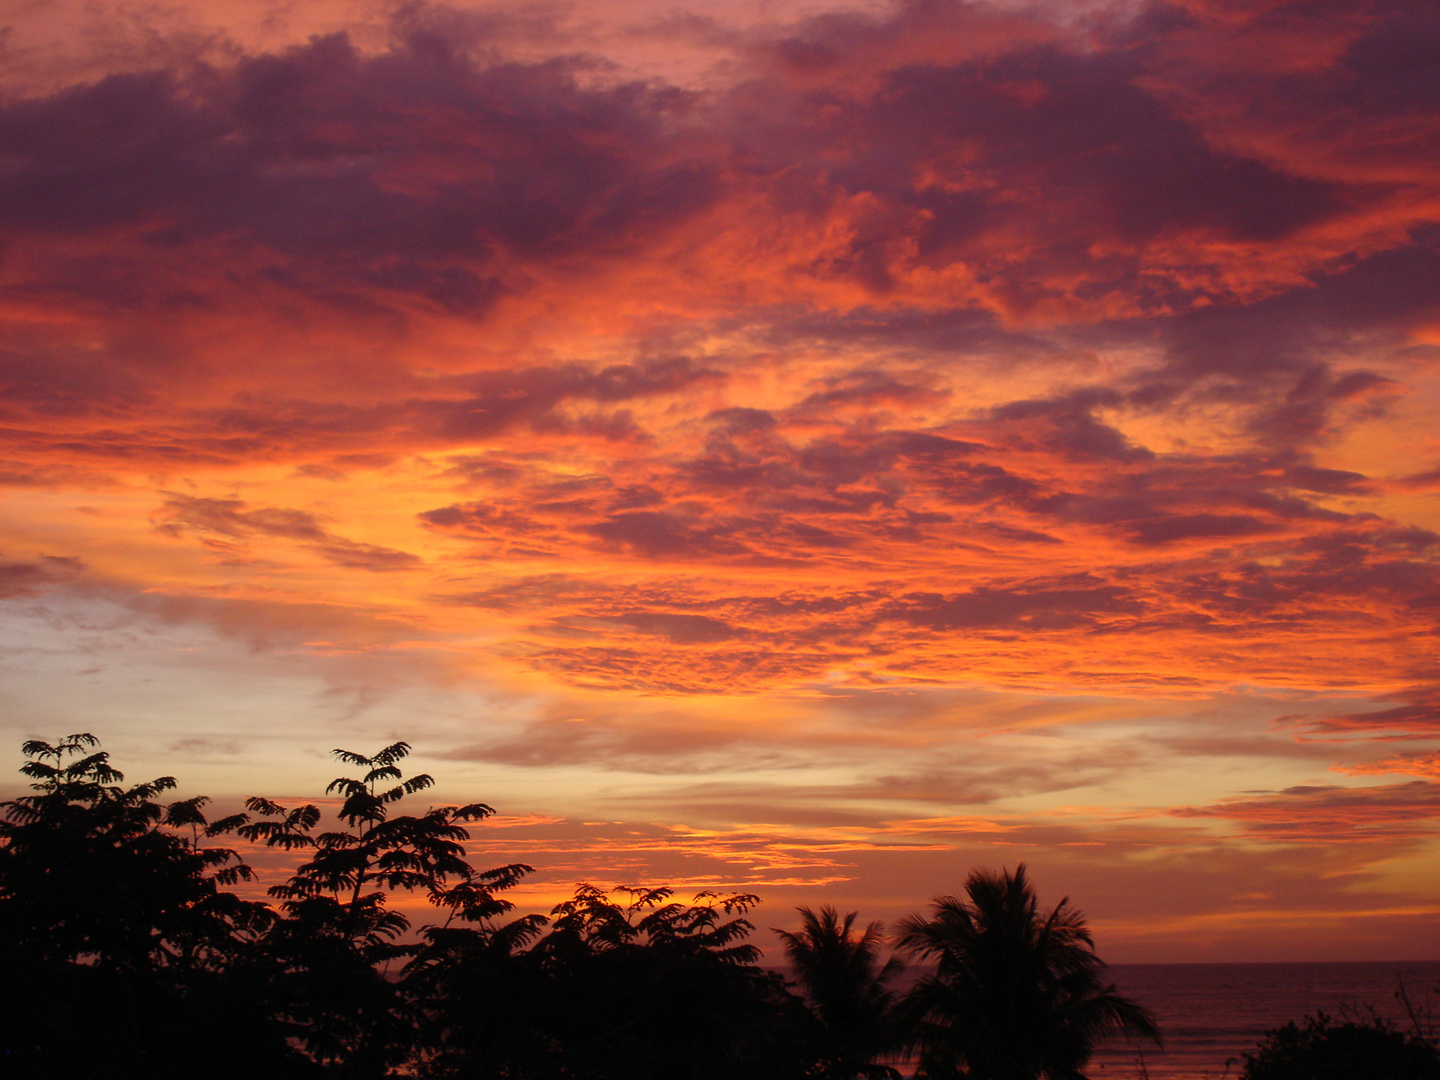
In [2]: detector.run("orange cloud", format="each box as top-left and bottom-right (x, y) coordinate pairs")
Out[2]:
(3, 0), (1440, 963)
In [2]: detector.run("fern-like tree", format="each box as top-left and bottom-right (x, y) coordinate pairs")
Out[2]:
(896, 864), (1159, 1080)
(243, 741), (527, 912)
(238, 741), (531, 1074)
(776, 906), (907, 1079)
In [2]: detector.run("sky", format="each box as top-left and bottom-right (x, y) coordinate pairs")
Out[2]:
(1, 0), (1439, 963)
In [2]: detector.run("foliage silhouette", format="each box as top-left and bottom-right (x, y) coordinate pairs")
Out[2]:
(237, 741), (532, 1075)
(0, 734), (308, 1079)
(405, 912), (556, 1077)
(1240, 1012), (1440, 1080)
(241, 741), (529, 915)
(897, 863), (1159, 1080)
(776, 905), (907, 1079)
(414, 883), (811, 1079)
(0, 737), (1166, 1080)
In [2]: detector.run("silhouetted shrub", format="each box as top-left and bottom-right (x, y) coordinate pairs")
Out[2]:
(1240, 1012), (1440, 1080)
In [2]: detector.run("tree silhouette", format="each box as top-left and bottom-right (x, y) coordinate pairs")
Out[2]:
(776, 905), (907, 1079)
(237, 741), (532, 1074)
(1, 734), (256, 966)
(242, 741), (524, 911)
(2, 737), (1172, 1080)
(406, 912), (555, 1076)
(414, 883), (810, 1079)
(896, 864), (1159, 1080)
(0, 734), (306, 1078)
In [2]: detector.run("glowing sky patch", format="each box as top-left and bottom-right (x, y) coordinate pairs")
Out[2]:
(1, 0), (1439, 961)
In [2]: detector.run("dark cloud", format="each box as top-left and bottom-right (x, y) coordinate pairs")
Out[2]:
(794, 368), (947, 413)
(420, 501), (559, 541)
(1281, 464), (1374, 495)
(155, 494), (421, 571)
(313, 538), (424, 572)
(155, 496), (329, 541)
(418, 358), (721, 442)
(0, 555), (84, 599)
(0, 342), (153, 420)
(882, 576), (1143, 632)
(0, 31), (719, 306)
(1014, 450), (1376, 546)
(1163, 522), (1440, 629)
(191, 357), (718, 456)
(1133, 236), (1440, 440)
(583, 510), (757, 560)
(1394, 465), (1440, 492)
(1173, 780), (1440, 843)
(708, 0), (1423, 334)
(991, 393), (1153, 462)
(613, 612), (743, 643)
(1342, 4), (1440, 101)
(854, 39), (1346, 244)
(0, 70), (235, 235)
(1282, 686), (1440, 741)
(1123, 513), (1276, 546)
(0, 459), (115, 488)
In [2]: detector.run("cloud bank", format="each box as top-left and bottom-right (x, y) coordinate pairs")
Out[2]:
(1, 0), (1438, 959)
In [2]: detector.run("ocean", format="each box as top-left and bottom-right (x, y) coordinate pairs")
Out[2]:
(1087, 961), (1440, 1080)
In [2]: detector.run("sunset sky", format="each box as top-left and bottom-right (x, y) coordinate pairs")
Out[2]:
(2, 0), (1439, 962)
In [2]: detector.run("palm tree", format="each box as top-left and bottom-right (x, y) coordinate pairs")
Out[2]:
(896, 864), (1159, 1080)
(776, 905), (907, 1079)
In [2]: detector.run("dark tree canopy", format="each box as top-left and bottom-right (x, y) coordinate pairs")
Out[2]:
(413, 883), (810, 1079)
(776, 905), (907, 1079)
(1, 736), (1186, 1080)
(235, 740), (533, 1073)
(1241, 1012), (1440, 1080)
(897, 863), (1160, 1080)
(0, 734), (304, 1079)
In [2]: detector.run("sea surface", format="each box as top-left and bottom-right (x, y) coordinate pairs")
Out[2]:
(1086, 961), (1440, 1080)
